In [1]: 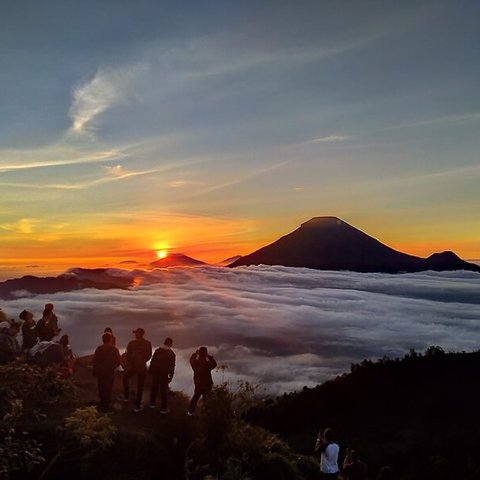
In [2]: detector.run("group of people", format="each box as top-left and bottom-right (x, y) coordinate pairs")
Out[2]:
(92, 327), (217, 415)
(315, 427), (393, 480)
(0, 305), (75, 376)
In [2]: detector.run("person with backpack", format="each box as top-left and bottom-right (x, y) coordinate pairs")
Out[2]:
(315, 427), (340, 479)
(117, 328), (152, 412)
(187, 346), (217, 415)
(93, 332), (121, 412)
(149, 337), (176, 413)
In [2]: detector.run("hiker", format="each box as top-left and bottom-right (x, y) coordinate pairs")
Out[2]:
(20, 309), (38, 350)
(315, 427), (340, 479)
(149, 337), (176, 413)
(0, 309), (12, 330)
(104, 327), (116, 346)
(0, 321), (21, 364)
(343, 448), (367, 480)
(57, 334), (76, 378)
(93, 332), (121, 412)
(188, 346), (217, 415)
(37, 308), (60, 341)
(118, 328), (152, 412)
(28, 340), (65, 368)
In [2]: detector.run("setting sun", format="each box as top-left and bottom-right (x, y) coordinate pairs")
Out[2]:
(157, 249), (168, 259)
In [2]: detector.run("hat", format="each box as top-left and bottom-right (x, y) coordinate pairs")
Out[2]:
(19, 309), (32, 321)
(133, 328), (145, 335)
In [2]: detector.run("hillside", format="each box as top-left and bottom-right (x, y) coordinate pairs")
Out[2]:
(248, 348), (480, 480)
(231, 217), (480, 273)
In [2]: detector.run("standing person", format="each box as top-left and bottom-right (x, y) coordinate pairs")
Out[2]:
(315, 428), (340, 479)
(0, 321), (21, 364)
(19, 309), (38, 351)
(149, 337), (176, 413)
(343, 448), (367, 480)
(44, 303), (60, 334)
(104, 327), (116, 346)
(118, 328), (152, 412)
(93, 333), (121, 412)
(188, 346), (217, 416)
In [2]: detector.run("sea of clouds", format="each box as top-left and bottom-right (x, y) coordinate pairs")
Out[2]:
(2, 265), (480, 395)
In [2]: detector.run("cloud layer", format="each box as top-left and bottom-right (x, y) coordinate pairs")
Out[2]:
(2, 266), (479, 395)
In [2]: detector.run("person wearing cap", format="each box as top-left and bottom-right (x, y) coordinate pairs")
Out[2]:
(118, 328), (152, 412)
(93, 332), (121, 412)
(0, 321), (21, 364)
(20, 309), (38, 351)
(149, 337), (176, 413)
(188, 346), (217, 415)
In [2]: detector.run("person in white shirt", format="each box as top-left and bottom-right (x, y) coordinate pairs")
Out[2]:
(315, 427), (340, 479)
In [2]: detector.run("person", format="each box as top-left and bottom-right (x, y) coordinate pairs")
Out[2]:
(188, 346), (217, 415)
(0, 321), (21, 364)
(104, 327), (116, 346)
(149, 337), (176, 413)
(343, 448), (367, 480)
(57, 334), (76, 378)
(93, 332), (121, 412)
(20, 309), (38, 351)
(118, 328), (152, 412)
(315, 428), (340, 479)
(37, 308), (60, 342)
(28, 340), (65, 368)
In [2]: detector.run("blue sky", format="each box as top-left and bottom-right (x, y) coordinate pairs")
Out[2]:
(1, 0), (479, 272)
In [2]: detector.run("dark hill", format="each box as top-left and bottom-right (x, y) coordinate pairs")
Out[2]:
(230, 216), (480, 273)
(248, 348), (480, 480)
(148, 253), (206, 268)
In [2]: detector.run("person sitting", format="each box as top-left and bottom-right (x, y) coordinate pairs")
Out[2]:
(28, 340), (65, 368)
(188, 346), (217, 415)
(57, 334), (76, 378)
(0, 321), (21, 364)
(20, 309), (38, 351)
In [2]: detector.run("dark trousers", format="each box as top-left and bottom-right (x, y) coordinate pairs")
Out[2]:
(189, 384), (212, 413)
(123, 369), (146, 408)
(97, 374), (114, 412)
(321, 474), (338, 480)
(150, 375), (169, 409)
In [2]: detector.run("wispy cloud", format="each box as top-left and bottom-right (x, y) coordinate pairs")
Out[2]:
(0, 218), (40, 234)
(311, 134), (350, 143)
(69, 65), (145, 135)
(388, 112), (480, 130)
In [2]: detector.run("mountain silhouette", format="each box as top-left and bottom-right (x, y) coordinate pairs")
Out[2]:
(230, 216), (480, 273)
(148, 253), (206, 268)
(0, 268), (134, 300)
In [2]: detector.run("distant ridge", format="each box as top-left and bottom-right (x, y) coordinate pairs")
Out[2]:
(148, 253), (206, 268)
(230, 216), (480, 273)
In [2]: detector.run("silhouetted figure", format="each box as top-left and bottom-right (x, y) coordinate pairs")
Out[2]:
(343, 448), (367, 480)
(188, 346), (217, 415)
(37, 308), (60, 341)
(57, 334), (75, 378)
(104, 327), (116, 346)
(315, 427), (340, 479)
(0, 321), (21, 364)
(379, 466), (394, 480)
(118, 328), (152, 412)
(149, 337), (176, 413)
(20, 309), (38, 350)
(28, 340), (65, 368)
(93, 332), (121, 412)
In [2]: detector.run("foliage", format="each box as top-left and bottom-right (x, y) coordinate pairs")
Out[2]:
(0, 400), (44, 480)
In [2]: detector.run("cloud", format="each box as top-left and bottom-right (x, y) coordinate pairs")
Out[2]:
(388, 112), (480, 130)
(311, 135), (350, 143)
(2, 266), (479, 395)
(69, 65), (145, 135)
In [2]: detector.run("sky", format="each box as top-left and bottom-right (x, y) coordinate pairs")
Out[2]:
(2, 265), (479, 394)
(1, 0), (480, 275)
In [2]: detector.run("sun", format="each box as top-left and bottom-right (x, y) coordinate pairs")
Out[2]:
(156, 249), (168, 259)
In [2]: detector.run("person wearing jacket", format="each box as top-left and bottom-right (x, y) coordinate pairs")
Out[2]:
(0, 321), (21, 364)
(149, 337), (176, 413)
(118, 328), (152, 412)
(93, 332), (121, 412)
(20, 309), (38, 351)
(188, 346), (217, 415)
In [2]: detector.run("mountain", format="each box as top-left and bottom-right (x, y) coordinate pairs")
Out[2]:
(148, 253), (206, 268)
(217, 255), (243, 267)
(0, 268), (134, 300)
(230, 216), (480, 273)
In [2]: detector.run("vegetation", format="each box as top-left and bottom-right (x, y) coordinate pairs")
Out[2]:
(1, 348), (479, 479)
